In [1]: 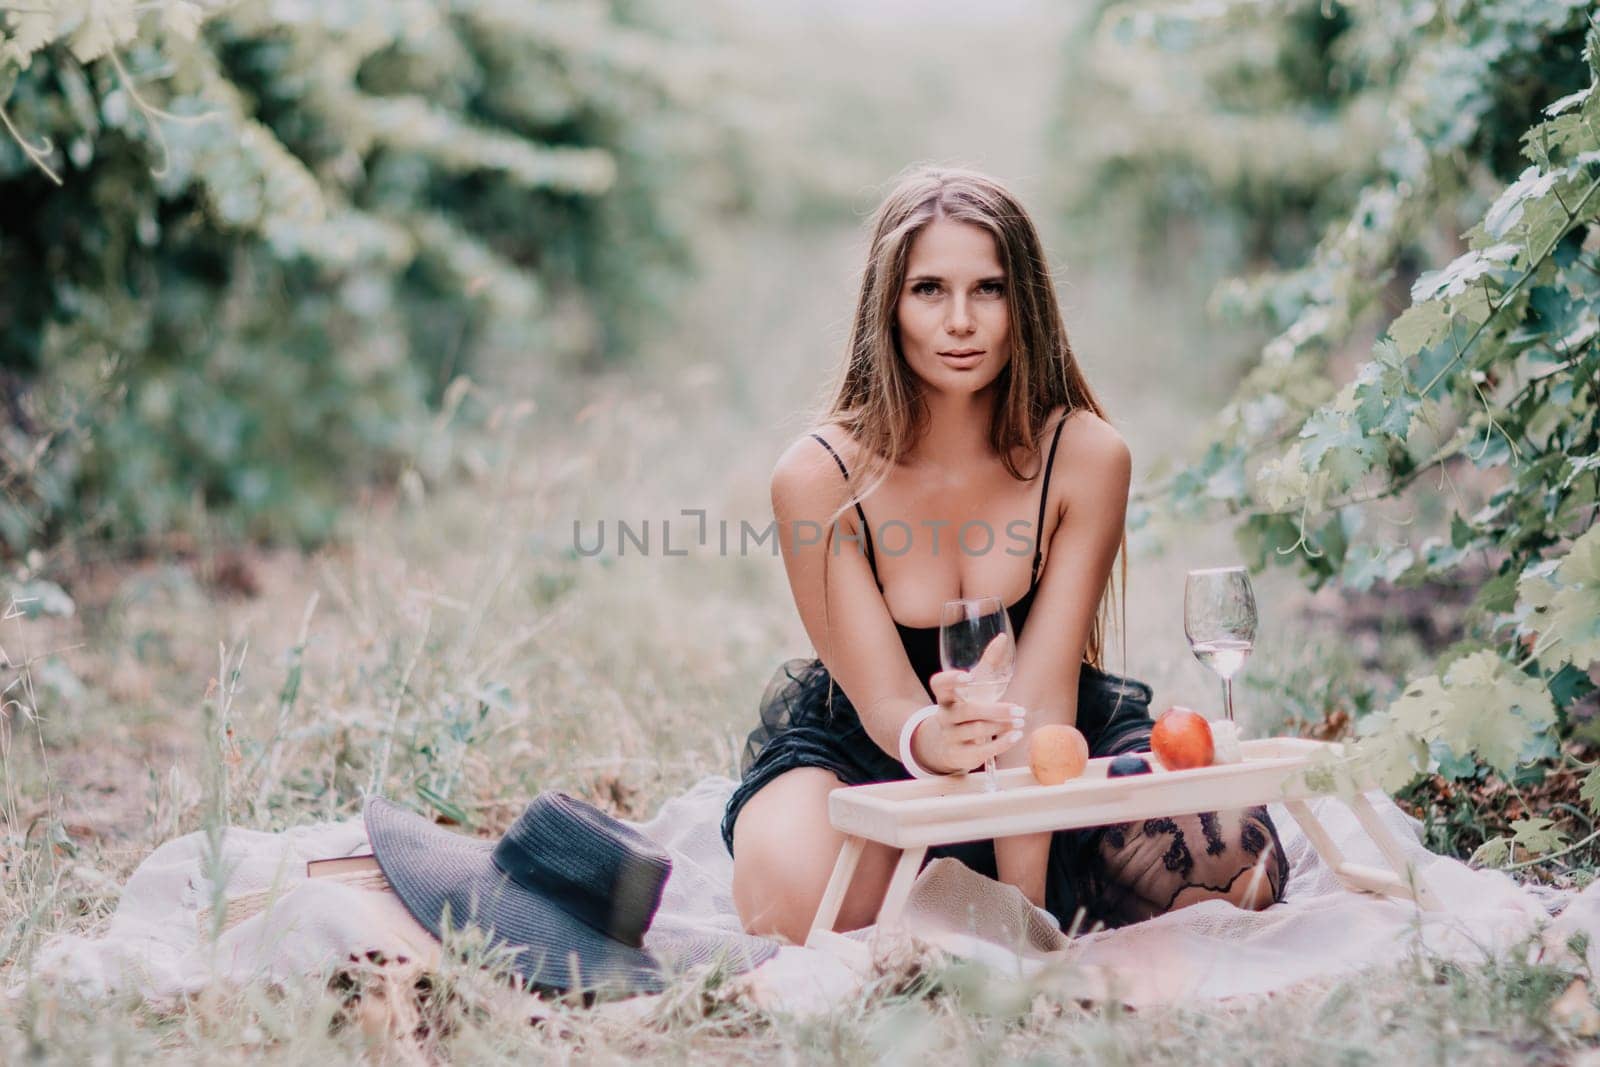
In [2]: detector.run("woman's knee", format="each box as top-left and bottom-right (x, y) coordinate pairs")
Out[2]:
(731, 832), (820, 940)
(729, 769), (891, 942)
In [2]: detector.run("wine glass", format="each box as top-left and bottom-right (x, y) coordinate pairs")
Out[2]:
(939, 595), (1016, 793)
(1183, 566), (1258, 725)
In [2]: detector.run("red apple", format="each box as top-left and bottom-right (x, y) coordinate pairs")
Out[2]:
(1151, 706), (1215, 770)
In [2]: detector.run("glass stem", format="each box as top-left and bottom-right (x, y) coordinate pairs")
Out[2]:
(1222, 677), (1235, 723)
(983, 756), (999, 792)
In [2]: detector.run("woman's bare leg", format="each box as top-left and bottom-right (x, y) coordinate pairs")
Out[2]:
(730, 767), (900, 943)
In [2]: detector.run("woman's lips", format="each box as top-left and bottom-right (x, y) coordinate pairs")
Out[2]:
(939, 349), (985, 367)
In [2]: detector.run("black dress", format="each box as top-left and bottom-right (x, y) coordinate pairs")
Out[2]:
(722, 424), (1289, 929)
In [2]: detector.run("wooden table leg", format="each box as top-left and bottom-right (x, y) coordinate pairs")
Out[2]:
(1285, 798), (1346, 871)
(808, 834), (866, 941)
(1345, 791), (1443, 911)
(874, 845), (928, 930)
(1290, 798), (1412, 900)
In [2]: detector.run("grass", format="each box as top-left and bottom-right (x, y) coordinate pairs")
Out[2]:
(4, 884), (1595, 1064)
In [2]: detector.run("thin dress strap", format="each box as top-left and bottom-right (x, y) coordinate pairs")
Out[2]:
(808, 433), (880, 584)
(1031, 417), (1068, 583)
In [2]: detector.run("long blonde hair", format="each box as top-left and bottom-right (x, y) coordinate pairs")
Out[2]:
(815, 164), (1126, 670)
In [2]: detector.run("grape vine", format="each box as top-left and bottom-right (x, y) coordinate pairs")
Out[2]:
(1070, 1), (1600, 825)
(0, 0), (742, 547)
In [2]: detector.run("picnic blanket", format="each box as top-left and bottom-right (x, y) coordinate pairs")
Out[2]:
(16, 776), (1595, 1014)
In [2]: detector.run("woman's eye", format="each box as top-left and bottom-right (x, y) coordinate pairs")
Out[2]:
(910, 280), (1002, 296)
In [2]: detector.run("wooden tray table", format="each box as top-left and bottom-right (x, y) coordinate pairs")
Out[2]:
(807, 737), (1440, 947)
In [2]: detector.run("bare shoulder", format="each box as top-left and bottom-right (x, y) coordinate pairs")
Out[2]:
(1057, 409), (1132, 499)
(770, 424), (856, 518)
(1059, 409), (1130, 463)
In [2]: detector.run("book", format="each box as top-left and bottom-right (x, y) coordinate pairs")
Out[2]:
(305, 853), (382, 879)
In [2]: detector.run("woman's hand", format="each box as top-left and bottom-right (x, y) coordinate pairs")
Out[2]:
(908, 669), (1027, 775)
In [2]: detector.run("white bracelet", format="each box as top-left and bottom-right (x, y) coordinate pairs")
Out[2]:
(898, 703), (946, 779)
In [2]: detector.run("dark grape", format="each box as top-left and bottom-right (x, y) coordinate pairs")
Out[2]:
(1107, 755), (1152, 778)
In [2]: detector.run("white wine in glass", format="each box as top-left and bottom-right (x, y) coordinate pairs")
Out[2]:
(1184, 566), (1258, 725)
(939, 595), (1016, 792)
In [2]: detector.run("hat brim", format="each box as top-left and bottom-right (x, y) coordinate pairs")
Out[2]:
(365, 798), (665, 995)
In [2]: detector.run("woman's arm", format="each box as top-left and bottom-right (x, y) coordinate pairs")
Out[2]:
(771, 430), (1019, 770)
(770, 432), (929, 753)
(993, 411), (1133, 903)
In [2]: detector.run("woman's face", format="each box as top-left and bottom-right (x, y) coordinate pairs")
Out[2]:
(895, 218), (1012, 396)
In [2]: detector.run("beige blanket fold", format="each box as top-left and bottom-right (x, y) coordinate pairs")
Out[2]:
(13, 776), (1589, 1016)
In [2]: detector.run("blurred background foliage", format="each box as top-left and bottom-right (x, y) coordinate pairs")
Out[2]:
(0, 0), (757, 550)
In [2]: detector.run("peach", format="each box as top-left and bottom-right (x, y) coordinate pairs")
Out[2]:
(1028, 724), (1089, 785)
(1151, 706), (1215, 770)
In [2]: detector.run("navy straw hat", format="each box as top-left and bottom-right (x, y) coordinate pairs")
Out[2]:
(365, 792), (673, 995)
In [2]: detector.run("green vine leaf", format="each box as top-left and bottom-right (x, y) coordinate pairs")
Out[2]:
(2, 11), (58, 69)
(1388, 299), (1455, 358)
(1387, 651), (1557, 776)
(68, 7), (138, 64)
(1470, 836), (1512, 868)
(1485, 167), (1560, 239)
(1299, 404), (1381, 489)
(1347, 711), (1433, 792)
(164, 2), (204, 42)
(1580, 767), (1600, 818)
(1410, 244), (1517, 302)
(1545, 85), (1592, 117)
(1511, 815), (1569, 856)
(1257, 443), (1319, 512)
(1518, 526), (1600, 670)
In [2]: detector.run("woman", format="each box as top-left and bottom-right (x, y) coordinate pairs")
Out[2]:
(722, 166), (1288, 945)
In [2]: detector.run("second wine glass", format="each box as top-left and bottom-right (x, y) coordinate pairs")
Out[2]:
(1183, 566), (1258, 725)
(939, 595), (1016, 793)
